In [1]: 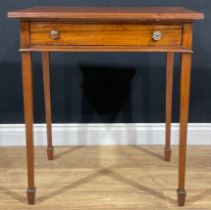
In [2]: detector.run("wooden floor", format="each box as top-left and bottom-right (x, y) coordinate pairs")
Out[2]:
(0, 146), (211, 210)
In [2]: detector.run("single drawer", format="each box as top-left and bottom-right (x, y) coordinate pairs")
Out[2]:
(30, 22), (183, 47)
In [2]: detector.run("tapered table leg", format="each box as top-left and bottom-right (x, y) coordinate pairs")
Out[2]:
(42, 52), (54, 160)
(21, 52), (36, 205)
(177, 53), (192, 206)
(165, 52), (174, 161)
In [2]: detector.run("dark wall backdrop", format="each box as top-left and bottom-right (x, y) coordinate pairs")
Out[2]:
(0, 1), (210, 123)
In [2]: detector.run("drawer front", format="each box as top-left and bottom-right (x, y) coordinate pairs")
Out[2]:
(30, 22), (182, 47)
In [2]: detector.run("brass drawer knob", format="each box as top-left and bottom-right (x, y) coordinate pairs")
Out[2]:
(50, 30), (59, 39)
(152, 31), (162, 41)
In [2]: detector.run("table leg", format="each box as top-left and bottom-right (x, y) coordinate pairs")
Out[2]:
(177, 53), (192, 206)
(21, 52), (36, 205)
(42, 52), (54, 160)
(165, 52), (174, 161)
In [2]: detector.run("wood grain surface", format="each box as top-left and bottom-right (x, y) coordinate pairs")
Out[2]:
(30, 22), (182, 47)
(0, 146), (211, 210)
(8, 7), (204, 21)
(41, 52), (54, 161)
(20, 22), (35, 205)
(165, 52), (174, 161)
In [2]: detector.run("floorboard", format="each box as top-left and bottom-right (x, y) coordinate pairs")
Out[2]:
(0, 146), (211, 210)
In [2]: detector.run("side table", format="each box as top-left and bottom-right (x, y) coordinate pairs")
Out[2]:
(8, 7), (204, 206)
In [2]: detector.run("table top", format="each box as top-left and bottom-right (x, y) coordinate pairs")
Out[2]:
(8, 7), (204, 21)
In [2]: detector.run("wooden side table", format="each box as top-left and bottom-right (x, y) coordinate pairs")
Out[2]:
(8, 7), (204, 206)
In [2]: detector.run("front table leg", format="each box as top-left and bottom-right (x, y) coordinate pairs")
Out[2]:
(21, 52), (36, 205)
(177, 53), (192, 206)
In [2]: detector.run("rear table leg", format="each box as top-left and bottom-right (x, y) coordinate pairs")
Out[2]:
(165, 52), (174, 161)
(42, 52), (54, 160)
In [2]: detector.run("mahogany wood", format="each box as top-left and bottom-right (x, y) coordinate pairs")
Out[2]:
(30, 22), (182, 47)
(19, 46), (193, 53)
(8, 7), (204, 21)
(177, 23), (193, 206)
(8, 7), (204, 206)
(165, 52), (174, 161)
(42, 52), (54, 160)
(20, 21), (36, 205)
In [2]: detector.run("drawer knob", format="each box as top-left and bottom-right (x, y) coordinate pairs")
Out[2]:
(152, 31), (162, 41)
(50, 30), (59, 40)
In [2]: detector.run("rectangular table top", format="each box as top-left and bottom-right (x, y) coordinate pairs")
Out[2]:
(8, 7), (204, 21)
